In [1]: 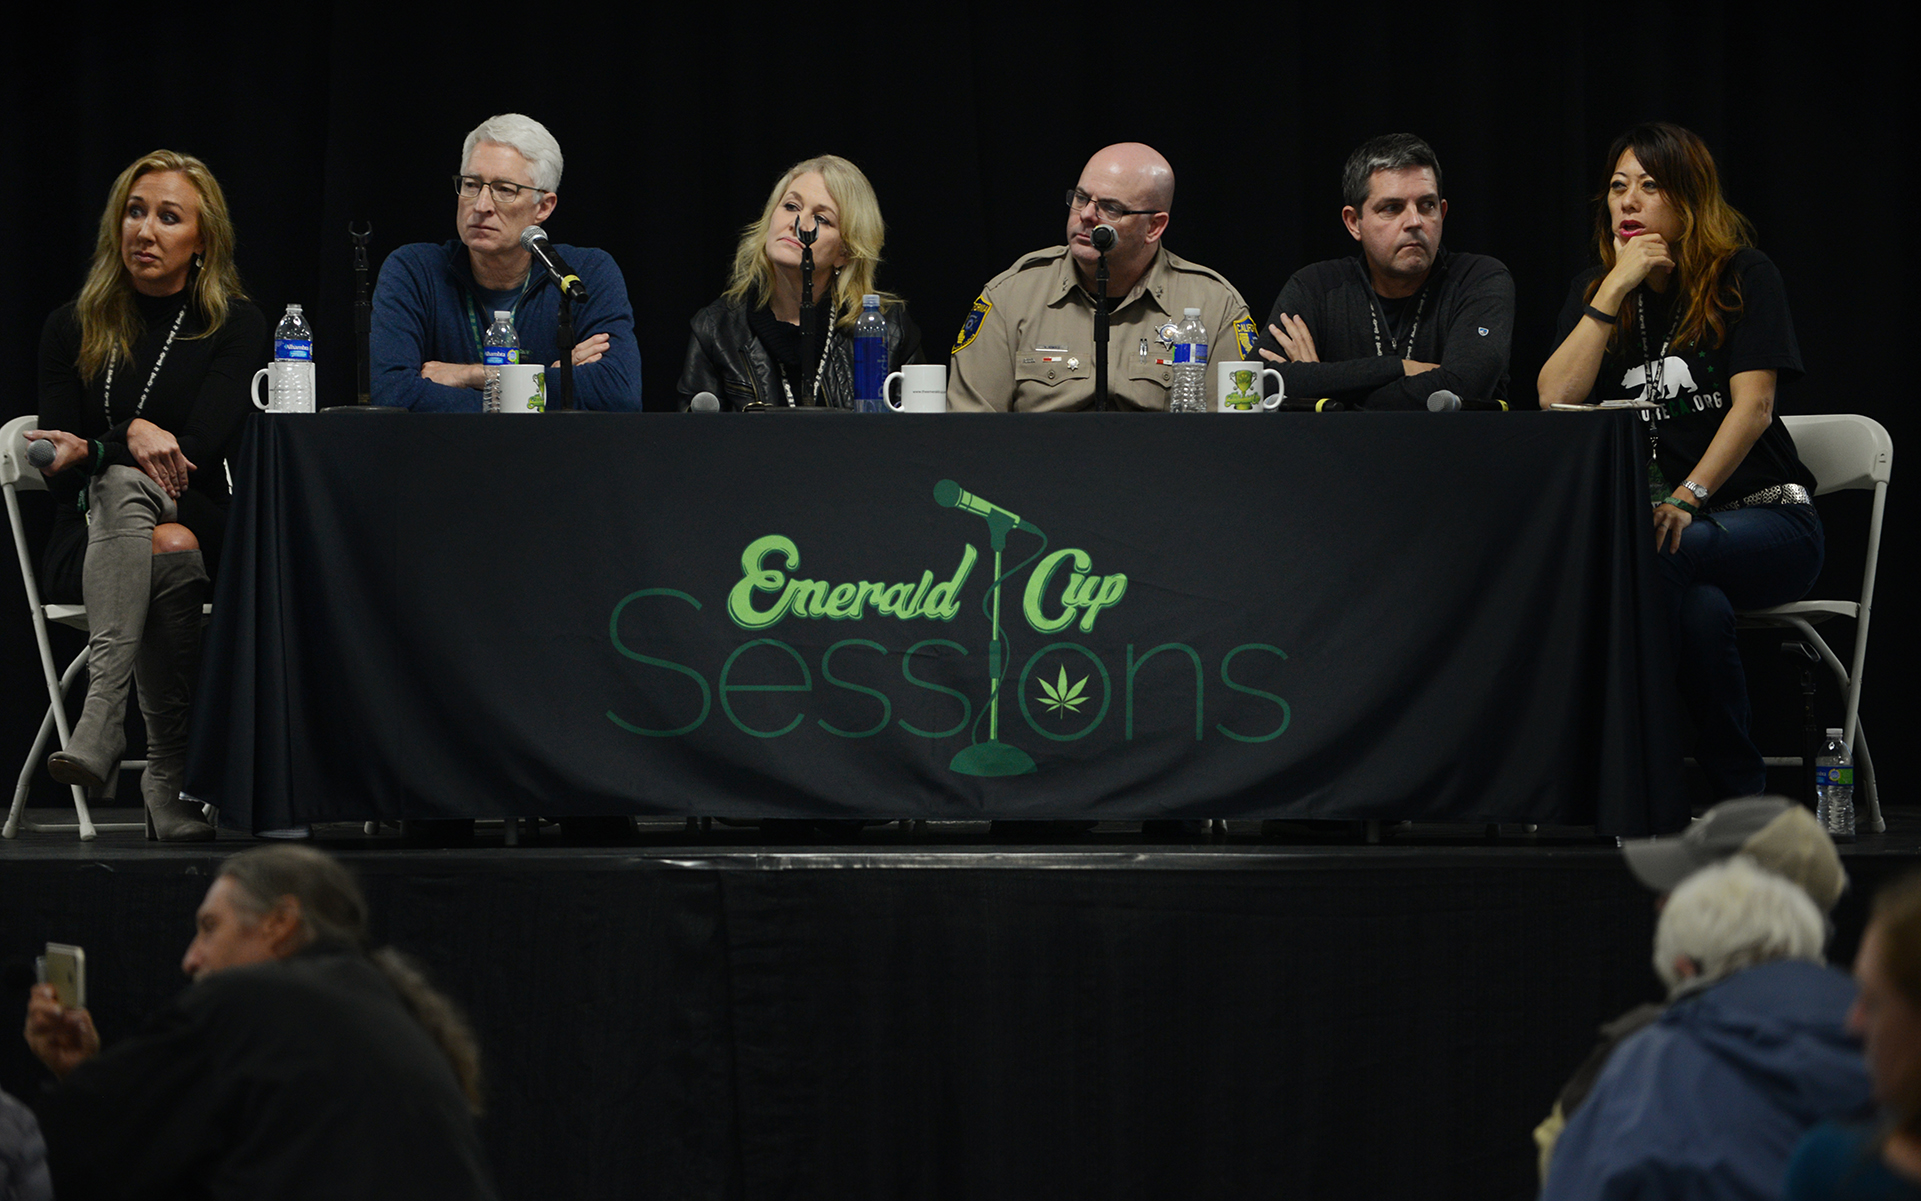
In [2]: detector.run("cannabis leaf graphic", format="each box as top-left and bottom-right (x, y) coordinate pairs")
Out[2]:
(1037, 666), (1089, 718)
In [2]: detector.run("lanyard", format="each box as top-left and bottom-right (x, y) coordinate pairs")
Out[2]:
(101, 301), (188, 425)
(1366, 280), (1430, 359)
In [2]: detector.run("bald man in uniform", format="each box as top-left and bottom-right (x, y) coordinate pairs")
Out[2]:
(948, 143), (1254, 412)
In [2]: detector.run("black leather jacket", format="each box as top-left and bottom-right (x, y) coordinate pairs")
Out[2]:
(677, 296), (923, 410)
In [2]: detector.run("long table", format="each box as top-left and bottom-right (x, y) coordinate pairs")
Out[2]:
(185, 411), (1685, 834)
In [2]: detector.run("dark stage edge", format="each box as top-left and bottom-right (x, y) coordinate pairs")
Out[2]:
(7, 812), (1920, 1201)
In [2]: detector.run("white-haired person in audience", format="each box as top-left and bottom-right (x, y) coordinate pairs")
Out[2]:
(1542, 856), (1872, 1200)
(1787, 873), (1921, 1197)
(1538, 797), (1851, 1176)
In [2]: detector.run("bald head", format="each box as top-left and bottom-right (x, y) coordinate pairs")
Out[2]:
(1083, 143), (1174, 212)
(1066, 143), (1174, 290)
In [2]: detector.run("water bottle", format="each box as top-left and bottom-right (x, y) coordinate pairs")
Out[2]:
(853, 294), (887, 413)
(482, 310), (519, 414)
(1815, 728), (1855, 841)
(1169, 307), (1209, 413)
(272, 304), (314, 411)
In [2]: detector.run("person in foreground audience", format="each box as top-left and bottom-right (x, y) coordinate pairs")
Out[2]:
(28, 149), (265, 841)
(23, 846), (497, 1200)
(1537, 796), (1849, 1177)
(678, 154), (921, 409)
(1541, 856), (1871, 1201)
(0, 1086), (51, 1201)
(372, 112), (640, 411)
(1787, 874), (1921, 1198)
(1538, 121), (1822, 799)
(948, 142), (1253, 412)
(1253, 132), (1513, 410)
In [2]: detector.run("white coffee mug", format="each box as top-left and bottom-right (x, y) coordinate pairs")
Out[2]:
(883, 364), (949, 413)
(1213, 361), (1283, 412)
(495, 364), (547, 413)
(251, 361), (316, 413)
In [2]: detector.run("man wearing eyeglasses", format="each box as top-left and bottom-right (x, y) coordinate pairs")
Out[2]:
(371, 113), (641, 410)
(948, 143), (1254, 412)
(1250, 133), (1512, 411)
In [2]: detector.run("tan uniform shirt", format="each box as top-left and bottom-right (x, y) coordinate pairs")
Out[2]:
(947, 245), (1255, 412)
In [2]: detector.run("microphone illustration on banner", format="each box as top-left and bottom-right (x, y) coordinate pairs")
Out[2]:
(25, 438), (56, 470)
(933, 479), (1033, 534)
(1090, 224), (1118, 252)
(520, 227), (589, 302)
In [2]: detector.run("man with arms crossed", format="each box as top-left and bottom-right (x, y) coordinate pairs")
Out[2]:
(949, 142), (1254, 412)
(1253, 133), (1512, 410)
(372, 112), (641, 410)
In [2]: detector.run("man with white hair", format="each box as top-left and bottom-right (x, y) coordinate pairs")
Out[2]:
(1541, 857), (1873, 1200)
(372, 112), (641, 410)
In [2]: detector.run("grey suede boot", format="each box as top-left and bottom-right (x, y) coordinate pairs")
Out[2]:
(136, 548), (214, 842)
(48, 468), (168, 791)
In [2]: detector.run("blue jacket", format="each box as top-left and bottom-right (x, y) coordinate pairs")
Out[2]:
(371, 239), (641, 411)
(1543, 960), (1874, 1201)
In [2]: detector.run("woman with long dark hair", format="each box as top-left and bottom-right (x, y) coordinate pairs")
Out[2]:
(28, 149), (265, 839)
(1539, 122), (1822, 799)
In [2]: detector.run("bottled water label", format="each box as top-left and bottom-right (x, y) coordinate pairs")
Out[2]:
(483, 347), (519, 366)
(1820, 766), (1854, 787)
(275, 338), (313, 361)
(1173, 342), (1208, 365)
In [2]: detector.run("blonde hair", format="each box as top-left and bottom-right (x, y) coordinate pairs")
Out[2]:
(723, 154), (895, 329)
(1584, 123), (1755, 354)
(75, 150), (247, 381)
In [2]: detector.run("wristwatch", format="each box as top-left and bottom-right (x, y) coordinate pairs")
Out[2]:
(1679, 479), (1710, 504)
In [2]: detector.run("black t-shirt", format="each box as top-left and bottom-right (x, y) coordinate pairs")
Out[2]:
(1555, 248), (1813, 501)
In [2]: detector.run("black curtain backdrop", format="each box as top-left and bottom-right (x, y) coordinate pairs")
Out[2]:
(4, 4), (1907, 805)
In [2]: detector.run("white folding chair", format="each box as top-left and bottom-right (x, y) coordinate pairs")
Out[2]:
(1738, 412), (1891, 833)
(2, 414), (144, 839)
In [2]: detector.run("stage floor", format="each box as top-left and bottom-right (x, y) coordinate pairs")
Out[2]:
(6, 807), (1917, 1201)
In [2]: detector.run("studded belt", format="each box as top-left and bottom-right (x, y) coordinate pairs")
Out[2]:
(1711, 482), (1812, 512)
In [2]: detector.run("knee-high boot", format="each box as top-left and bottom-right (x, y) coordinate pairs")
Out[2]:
(136, 548), (214, 841)
(48, 468), (168, 791)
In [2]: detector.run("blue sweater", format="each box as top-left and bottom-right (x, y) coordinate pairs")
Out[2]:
(371, 238), (641, 411)
(1543, 960), (1874, 1201)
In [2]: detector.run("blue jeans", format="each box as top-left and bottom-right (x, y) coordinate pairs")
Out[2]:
(1655, 503), (1824, 799)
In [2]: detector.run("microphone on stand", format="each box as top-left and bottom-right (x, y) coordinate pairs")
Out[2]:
(1090, 224), (1118, 252)
(519, 227), (589, 302)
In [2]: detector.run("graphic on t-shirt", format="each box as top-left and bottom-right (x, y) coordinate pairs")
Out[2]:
(1619, 356), (1697, 403)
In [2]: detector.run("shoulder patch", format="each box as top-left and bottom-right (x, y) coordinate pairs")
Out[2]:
(1234, 315), (1257, 359)
(953, 295), (992, 354)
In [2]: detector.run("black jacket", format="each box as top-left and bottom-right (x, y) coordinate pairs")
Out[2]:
(677, 295), (922, 410)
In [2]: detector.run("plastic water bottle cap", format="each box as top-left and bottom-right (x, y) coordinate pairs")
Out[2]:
(1184, 307), (1201, 317)
(1826, 728), (1843, 738)
(863, 294), (880, 308)
(494, 311), (512, 320)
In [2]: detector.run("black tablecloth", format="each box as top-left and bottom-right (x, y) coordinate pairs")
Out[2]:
(185, 411), (1684, 833)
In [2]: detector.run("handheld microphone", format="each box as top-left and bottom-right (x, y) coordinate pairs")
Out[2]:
(1090, 224), (1118, 252)
(25, 438), (56, 469)
(688, 392), (720, 413)
(933, 479), (1026, 530)
(1427, 389), (1462, 413)
(519, 227), (589, 302)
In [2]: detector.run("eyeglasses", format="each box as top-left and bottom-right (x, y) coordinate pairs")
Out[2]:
(1065, 188), (1159, 221)
(454, 175), (548, 204)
